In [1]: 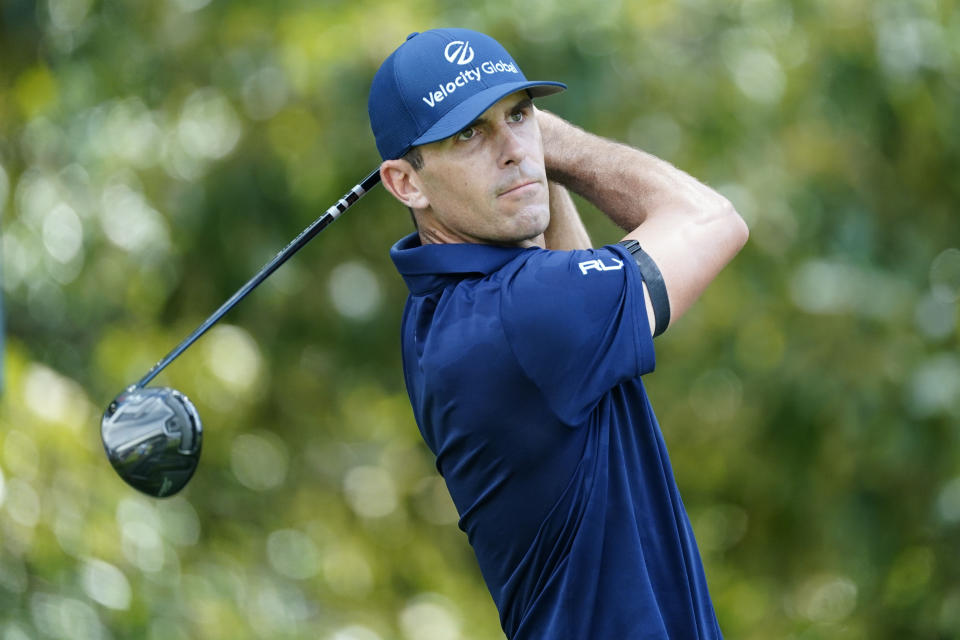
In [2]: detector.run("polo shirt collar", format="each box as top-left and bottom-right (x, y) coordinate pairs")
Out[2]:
(390, 232), (532, 295)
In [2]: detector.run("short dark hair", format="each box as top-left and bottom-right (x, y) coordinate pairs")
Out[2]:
(404, 146), (424, 171)
(402, 147), (423, 229)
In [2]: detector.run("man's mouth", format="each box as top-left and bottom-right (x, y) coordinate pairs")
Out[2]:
(498, 180), (541, 197)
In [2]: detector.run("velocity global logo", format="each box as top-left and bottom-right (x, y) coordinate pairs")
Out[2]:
(421, 59), (520, 108)
(444, 40), (475, 65)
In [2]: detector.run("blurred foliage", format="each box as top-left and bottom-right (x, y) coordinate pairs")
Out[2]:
(1, 0), (959, 638)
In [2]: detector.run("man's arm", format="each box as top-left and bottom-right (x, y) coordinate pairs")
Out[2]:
(537, 109), (749, 335)
(543, 181), (591, 251)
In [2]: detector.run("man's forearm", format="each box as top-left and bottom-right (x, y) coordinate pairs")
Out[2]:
(537, 109), (749, 331)
(543, 181), (591, 251)
(538, 110), (731, 231)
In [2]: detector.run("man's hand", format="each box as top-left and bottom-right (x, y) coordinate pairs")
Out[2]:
(537, 108), (580, 179)
(536, 108), (591, 251)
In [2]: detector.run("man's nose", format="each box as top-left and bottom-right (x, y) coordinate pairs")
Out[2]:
(496, 124), (526, 168)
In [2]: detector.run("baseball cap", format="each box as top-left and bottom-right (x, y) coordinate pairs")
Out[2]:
(368, 28), (566, 160)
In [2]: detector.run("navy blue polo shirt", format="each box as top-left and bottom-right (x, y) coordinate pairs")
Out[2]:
(390, 233), (722, 640)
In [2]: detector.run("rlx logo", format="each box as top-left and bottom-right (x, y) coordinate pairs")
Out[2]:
(444, 40), (475, 65)
(578, 257), (624, 275)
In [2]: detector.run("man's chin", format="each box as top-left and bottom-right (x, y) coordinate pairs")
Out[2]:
(497, 207), (550, 245)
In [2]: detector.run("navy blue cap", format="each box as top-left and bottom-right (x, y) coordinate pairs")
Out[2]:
(368, 28), (566, 160)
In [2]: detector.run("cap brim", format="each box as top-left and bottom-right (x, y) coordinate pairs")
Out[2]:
(408, 81), (566, 152)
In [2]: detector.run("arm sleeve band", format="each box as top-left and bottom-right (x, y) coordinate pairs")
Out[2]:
(617, 239), (670, 337)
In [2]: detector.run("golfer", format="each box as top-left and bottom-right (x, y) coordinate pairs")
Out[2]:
(369, 28), (748, 639)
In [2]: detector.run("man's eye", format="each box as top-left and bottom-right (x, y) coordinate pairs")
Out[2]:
(456, 127), (477, 141)
(509, 111), (525, 123)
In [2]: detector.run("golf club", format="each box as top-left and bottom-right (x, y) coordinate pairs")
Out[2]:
(102, 168), (382, 497)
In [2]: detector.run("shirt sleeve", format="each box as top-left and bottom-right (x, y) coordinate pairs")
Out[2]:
(500, 243), (656, 426)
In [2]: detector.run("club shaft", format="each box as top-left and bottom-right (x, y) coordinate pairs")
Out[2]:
(135, 168), (382, 389)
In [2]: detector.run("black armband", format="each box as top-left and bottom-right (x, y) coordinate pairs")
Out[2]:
(617, 239), (670, 337)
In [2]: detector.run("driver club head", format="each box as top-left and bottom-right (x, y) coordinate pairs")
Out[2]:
(101, 386), (202, 498)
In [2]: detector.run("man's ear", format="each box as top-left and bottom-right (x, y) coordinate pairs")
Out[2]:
(380, 160), (429, 210)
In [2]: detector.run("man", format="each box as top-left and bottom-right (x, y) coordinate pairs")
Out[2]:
(368, 28), (748, 639)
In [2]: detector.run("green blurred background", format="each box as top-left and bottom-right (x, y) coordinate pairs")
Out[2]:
(1, 0), (959, 638)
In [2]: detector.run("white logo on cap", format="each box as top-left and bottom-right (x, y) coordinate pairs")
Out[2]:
(444, 40), (475, 65)
(420, 60), (520, 108)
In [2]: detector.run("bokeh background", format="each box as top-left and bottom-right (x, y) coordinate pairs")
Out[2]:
(2, 0), (959, 638)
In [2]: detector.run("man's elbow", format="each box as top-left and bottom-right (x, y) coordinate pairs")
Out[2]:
(713, 197), (749, 255)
